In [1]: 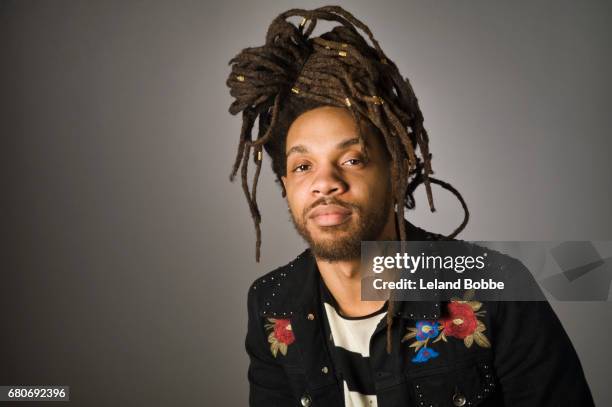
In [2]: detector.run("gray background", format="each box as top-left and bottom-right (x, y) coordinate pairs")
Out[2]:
(1, 0), (611, 405)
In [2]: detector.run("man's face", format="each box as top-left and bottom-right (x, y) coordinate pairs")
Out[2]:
(281, 106), (395, 261)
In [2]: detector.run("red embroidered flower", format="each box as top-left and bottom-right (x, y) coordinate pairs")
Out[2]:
(265, 318), (295, 357)
(441, 302), (478, 339)
(273, 318), (295, 345)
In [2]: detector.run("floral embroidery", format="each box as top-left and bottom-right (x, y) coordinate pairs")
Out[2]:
(264, 318), (295, 357)
(402, 290), (491, 363)
(412, 346), (439, 363)
(415, 320), (440, 340)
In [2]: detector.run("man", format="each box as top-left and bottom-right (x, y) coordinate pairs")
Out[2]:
(227, 6), (594, 406)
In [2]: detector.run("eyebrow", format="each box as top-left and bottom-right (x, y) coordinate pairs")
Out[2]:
(286, 137), (362, 158)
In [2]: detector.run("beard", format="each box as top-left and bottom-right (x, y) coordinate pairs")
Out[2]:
(289, 193), (393, 262)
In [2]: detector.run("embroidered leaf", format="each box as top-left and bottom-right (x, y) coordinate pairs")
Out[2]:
(271, 341), (279, 357)
(464, 335), (474, 348)
(402, 331), (418, 342)
(431, 330), (448, 343)
(268, 332), (275, 344)
(473, 331), (491, 348)
(409, 340), (426, 352)
(477, 320), (486, 332)
(468, 301), (482, 311)
(279, 343), (288, 356)
(264, 319), (276, 330)
(463, 289), (475, 301)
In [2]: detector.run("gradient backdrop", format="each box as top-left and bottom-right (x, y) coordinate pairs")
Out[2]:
(1, 0), (611, 405)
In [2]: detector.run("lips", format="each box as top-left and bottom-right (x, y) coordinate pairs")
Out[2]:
(308, 204), (352, 227)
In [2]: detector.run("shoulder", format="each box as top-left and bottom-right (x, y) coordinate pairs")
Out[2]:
(408, 220), (533, 280)
(248, 248), (310, 295)
(406, 220), (447, 242)
(247, 248), (313, 318)
(422, 226), (541, 303)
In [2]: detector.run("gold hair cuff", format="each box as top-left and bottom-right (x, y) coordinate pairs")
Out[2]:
(236, 75), (245, 82)
(291, 87), (300, 94)
(344, 97), (351, 107)
(371, 95), (384, 105)
(257, 150), (263, 161)
(338, 50), (348, 57)
(299, 17), (308, 27)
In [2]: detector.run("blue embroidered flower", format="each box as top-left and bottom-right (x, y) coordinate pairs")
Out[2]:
(415, 320), (440, 341)
(411, 347), (439, 363)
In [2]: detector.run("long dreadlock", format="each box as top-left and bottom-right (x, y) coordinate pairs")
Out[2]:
(226, 5), (469, 353)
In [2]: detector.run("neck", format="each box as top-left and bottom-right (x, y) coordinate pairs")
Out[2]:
(315, 211), (399, 317)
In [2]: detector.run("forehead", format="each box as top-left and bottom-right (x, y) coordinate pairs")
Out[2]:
(285, 106), (382, 154)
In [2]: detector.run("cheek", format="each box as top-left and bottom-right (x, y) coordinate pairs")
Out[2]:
(284, 182), (307, 215)
(285, 176), (310, 198)
(348, 171), (389, 199)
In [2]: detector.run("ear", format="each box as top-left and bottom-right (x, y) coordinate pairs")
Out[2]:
(279, 175), (288, 197)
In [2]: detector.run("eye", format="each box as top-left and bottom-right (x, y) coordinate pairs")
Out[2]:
(292, 164), (311, 173)
(343, 158), (363, 166)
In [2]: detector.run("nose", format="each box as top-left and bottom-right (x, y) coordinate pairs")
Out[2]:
(311, 164), (347, 196)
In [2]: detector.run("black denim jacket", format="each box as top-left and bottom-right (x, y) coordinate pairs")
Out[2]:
(245, 224), (595, 407)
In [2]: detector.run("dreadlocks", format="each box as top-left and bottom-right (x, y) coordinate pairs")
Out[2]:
(226, 5), (469, 353)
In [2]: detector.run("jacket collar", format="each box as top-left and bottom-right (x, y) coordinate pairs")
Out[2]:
(261, 220), (443, 321)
